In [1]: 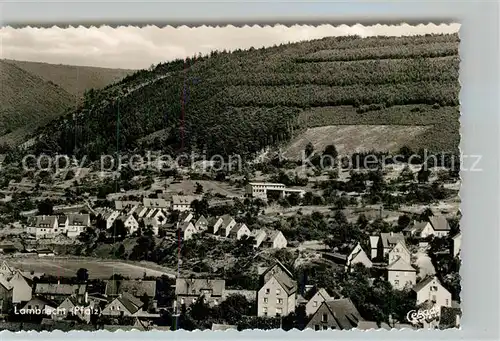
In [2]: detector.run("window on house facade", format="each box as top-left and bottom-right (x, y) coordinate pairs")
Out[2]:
(263, 307), (268, 316)
(265, 288), (270, 294)
(192, 298), (196, 303)
(276, 289), (281, 295)
(214, 299), (218, 305)
(264, 298), (268, 303)
(180, 298), (185, 304)
(313, 301), (318, 307)
(276, 308), (283, 316)
(445, 299), (449, 306)
(431, 286), (438, 291)
(322, 314), (328, 322)
(432, 295), (437, 302)
(322, 325), (328, 330)
(394, 280), (399, 285)
(277, 298), (283, 304)
(315, 325), (320, 331)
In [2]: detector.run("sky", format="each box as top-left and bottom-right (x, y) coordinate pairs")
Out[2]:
(0, 23), (460, 70)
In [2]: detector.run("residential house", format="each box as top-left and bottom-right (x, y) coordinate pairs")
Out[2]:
(34, 283), (87, 304)
(452, 232), (461, 258)
(143, 198), (169, 209)
(178, 221), (197, 240)
(251, 229), (267, 248)
(387, 257), (417, 290)
(403, 216), (451, 238)
(304, 288), (334, 316)
(369, 236), (379, 259)
(171, 195), (199, 212)
(305, 298), (364, 331)
(20, 297), (57, 315)
(143, 218), (159, 236)
(217, 215), (237, 237)
(8, 270), (33, 304)
(323, 243), (372, 272)
(0, 261), (14, 278)
(66, 214), (90, 238)
(101, 292), (144, 317)
(174, 278), (225, 309)
(0, 275), (13, 314)
(27, 215), (58, 239)
(54, 296), (95, 323)
(388, 240), (412, 265)
(377, 232), (406, 260)
(96, 209), (120, 229)
(262, 230), (287, 249)
(180, 212), (194, 224)
(257, 261), (297, 317)
(115, 200), (140, 210)
(207, 216), (223, 234)
(413, 276), (452, 310)
(105, 280), (156, 300)
(229, 223), (251, 240)
(194, 215), (208, 231)
(117, 214), (139, 235)
(145, 208), (167, 226)
(132, 205), (148, 218)
(57, 215), (69, 234)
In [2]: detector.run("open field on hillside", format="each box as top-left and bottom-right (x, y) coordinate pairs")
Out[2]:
(284, 124), (432, 158)
(2, 257), (175, 279)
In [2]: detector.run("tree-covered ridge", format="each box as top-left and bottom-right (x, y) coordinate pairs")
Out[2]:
(30, 33), (460, 160)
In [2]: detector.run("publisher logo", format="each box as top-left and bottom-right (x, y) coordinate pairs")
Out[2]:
(406, 307), (440, 324)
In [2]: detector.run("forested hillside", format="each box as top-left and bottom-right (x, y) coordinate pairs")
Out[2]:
(29, 33), (460, 160)
(0, 60), (75, 145)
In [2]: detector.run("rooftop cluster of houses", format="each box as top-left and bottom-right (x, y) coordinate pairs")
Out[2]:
(25, 214), (91, 239)
(0, 261), (165, 331)
(175, 212), (287, 248)
(317, 215), (461, 328)
(174, 259), (459, 330)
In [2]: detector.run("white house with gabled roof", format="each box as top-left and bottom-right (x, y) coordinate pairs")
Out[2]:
(413, 276), (452, 310)
(387, 257), (417, 290)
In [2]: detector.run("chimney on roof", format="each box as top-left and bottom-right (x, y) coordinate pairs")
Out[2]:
(390, 232), (393, 237)
(455, 314), (460, 327)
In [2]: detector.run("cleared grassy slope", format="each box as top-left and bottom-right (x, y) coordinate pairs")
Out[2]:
(4, 59), (134, 98)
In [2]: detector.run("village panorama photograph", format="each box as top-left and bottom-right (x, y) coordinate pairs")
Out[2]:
(0, 23), (461, 332)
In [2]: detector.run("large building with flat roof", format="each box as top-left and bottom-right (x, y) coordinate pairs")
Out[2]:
(246, 182), (305, 200)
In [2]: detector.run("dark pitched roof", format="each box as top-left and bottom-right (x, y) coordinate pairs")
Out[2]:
(380, 232), (405, 248)
(175, 278), (225, 296)
(67, 213), (90, 226)
(404, 221), (428, 233)
(35, 283), (86, 295)
(412, 276), (440, 292)
(229, 223), (248, 237)
(324, 298), (364, 330)
(115, 295), (142, 315)
(429, 216), (450, 231)
(105, 280), (156, 298)
(179, 221), (194, 232)
(387, 257), (416, 272)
